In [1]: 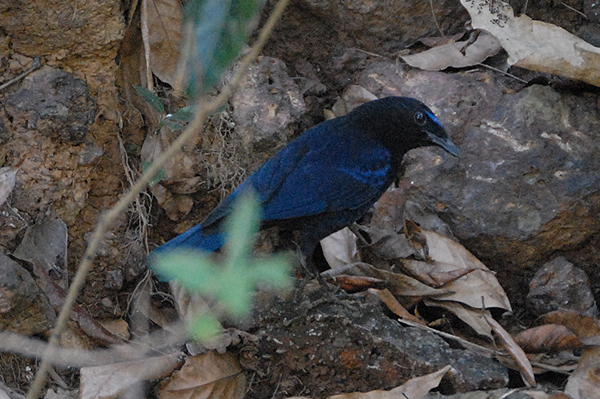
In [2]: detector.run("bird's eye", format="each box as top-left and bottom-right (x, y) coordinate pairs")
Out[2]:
(414, 112), (426, 125)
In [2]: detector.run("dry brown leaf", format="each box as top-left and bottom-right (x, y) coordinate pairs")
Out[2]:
(424, 299), (493, 338)
(418, 33), (465, 47)
(460, 0), (600, 87)
(33, 261), (125, 347)
(141, 127), (199, 220)
(540, 310), (600, 339)
(320, 227), (359, 269)
(326, 275), (386, 292)
(158, 351), (246, 399)
(565, 346), (600, 399)
(401, 259), (476, 288)
(409, 230), (511, 311)
(371, 288), (424, 324)
(80, 353), (182, 399)
(358, 225), (416, 260)
(485, 314), (537, 387)
(402, 32), (502, 71)
(521, 391), (554, 399)
(142, 0), (183, 85)
(321, 262), (454, 300)
(327, 365), (452, 399)
(514, 324), (583, 353)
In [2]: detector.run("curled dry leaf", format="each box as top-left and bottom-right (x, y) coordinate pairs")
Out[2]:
(326, 275), (386, 292)
(514, 324), (584, 353)
(321, 262), (454, 300)
(372, 289), (424, 324)
(424, 299), (493, 338)
(540, 310), (600, 340)
(460, 0), (600, 87)
(320, 227), (359, 269)
(402, 32), (502, 71)
(413, 230), (512, 311)
(485, 314), (537, 387)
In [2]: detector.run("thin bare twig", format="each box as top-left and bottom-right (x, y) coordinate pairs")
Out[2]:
(25, 1), (289, 397)
(0, 325), (187, 368)
(0, 57), (42, 91)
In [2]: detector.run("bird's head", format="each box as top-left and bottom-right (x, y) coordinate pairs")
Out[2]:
(349, 96), (460, 158)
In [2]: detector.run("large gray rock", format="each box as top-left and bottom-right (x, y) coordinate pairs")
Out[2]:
(0, 252), (55, 335)
(3, 66), (96, 143)
(357, 62), (600, 300)
(300, 0), (468, 53)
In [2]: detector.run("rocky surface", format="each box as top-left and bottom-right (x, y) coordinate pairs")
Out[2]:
(354, 62), (600, 305)
(527, 257), (598, 318)
(246, 284), (509, 398)
(0, 252), (55, 335)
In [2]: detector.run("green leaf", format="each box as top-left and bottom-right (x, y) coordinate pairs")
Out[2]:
(152, 249), (218, 291)
(184, 0), (263, 92)
(223, 189), (261, 265)
(133, 85), (165, 114)
(141, 161), (166, 187)
(162, 119), (185, 131)
(189, 313), (222, 341)
(170, 106), (196, 122)
(150, 189), (293, 336)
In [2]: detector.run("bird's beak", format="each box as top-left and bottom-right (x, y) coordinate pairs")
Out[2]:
(426, 131), (460, 157)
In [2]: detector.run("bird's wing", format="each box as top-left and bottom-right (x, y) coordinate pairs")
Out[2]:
(202, 119), (393, 228)
(200, 139), (311, 230)
(259, 131), (393, 221)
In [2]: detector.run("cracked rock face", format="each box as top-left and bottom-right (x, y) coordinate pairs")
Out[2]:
(358, 62), (600, 298)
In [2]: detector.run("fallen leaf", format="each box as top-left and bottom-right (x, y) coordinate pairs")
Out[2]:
(142, 0), (183, 85)
(33, 261), (125, 347)
(514, 324), (583, 353)
(321, 262), (454, 305)
(540, 310), (600, 339)
(565, 346), (600, 399)
(402, 32), (502, 71)
(158, 351), (246, 399)
(80, 353), (182, 399)
(328, 365), (452, 399)
(325, 275), (386, 292)
(320, 227), (359, 269)
(417, 230), (512, 312)
(424, 299), (493, 338)
(460, 0), (600, 87)
(417, 32), (465, 47)
(372, 289), (423, 324)
(401, 259), (476, 288)
(485, 313), (536, 387)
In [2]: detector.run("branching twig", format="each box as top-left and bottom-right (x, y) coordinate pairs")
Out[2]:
(0, 325), (187, 368)
(25, 1), (289, 397)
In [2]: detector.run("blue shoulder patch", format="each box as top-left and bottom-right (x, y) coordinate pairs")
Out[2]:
(339, 164), (390, 184)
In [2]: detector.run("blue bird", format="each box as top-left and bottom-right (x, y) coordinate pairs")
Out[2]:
(150, 96), (459, 270)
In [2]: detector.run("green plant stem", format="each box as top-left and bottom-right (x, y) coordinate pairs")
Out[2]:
(26, 0), (289, 397)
